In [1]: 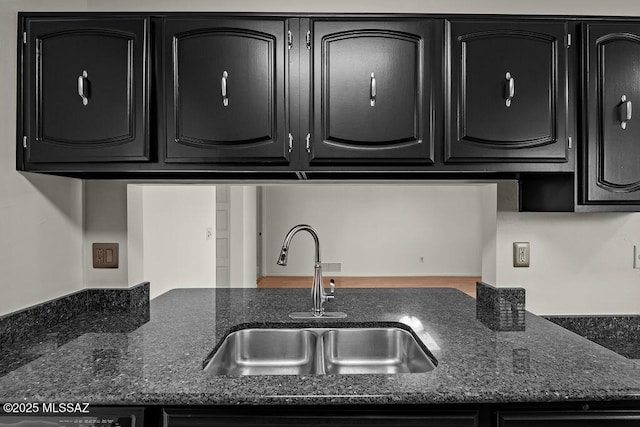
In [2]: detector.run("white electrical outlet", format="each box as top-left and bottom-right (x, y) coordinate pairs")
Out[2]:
(634, 245), (640, 269)
(513, 242), (530, 267)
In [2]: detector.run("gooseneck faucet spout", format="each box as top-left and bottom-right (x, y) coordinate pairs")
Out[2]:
(277, 224), (320, 267)
(277, 225), (346, 319)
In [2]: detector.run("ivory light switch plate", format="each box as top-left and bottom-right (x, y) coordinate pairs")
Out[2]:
(513, 242), (530, 268)
(93, 243), (119, 268)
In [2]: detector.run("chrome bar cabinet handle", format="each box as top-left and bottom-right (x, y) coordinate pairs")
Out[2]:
(221, 70), (229, 107)
(619, 95), (632, 130)
(370, 72), (376, 107)
(77, 70), (89, 106)
(504, 72), (515, 107)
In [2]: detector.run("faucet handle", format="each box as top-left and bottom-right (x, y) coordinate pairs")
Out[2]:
(326, 279), (336, 301)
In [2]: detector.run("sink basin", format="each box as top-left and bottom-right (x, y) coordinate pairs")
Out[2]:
(204, 328), (317, 375)
(204, 326), (436, 376)
(322, 328), (435, 374)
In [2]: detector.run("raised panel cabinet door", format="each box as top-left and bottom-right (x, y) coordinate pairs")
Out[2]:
(583, 24), (640, 203)
(23, 17), (149, 163)
(165, 19), (289, 164)
(309, 20), (435, 164)
(446, 20), (568, 162)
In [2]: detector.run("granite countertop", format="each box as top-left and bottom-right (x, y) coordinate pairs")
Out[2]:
(1, 288), (639, 405)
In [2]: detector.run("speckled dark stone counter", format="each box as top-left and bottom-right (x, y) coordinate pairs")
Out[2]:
(0, 282), (149, 346)
(1, 288), (639, 405)
(545, 315), (640, 359)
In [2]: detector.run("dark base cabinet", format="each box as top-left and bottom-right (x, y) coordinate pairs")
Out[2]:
(163, 407), (479, 427)
(498, 411), (640, 427)
(158, 406), (640, 427)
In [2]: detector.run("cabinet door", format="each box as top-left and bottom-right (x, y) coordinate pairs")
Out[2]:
(23, 18), (149, 163)
(309, 20), (435, 164)
(446, 20), (568, 162)
(498, 410), (640, 426)
(165, 18), (289, 164)
(164, 408), (477, 427)
(583, 24), (640, 203)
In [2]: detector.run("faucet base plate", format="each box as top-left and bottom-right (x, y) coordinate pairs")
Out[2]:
(289, 311), (347, 319)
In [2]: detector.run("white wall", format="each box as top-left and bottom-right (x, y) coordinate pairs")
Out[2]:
(0, 0), (90, 317)
(126, 184), (144, 287)
(262, 185), (486, 277)
(83, 181), (128, 288)
(140, 185), (216, 299)
(0, 173), (84, 316)
(229, 186), (257, 287)
(495, 212), (640, 315)
(480, 185), (498, 285)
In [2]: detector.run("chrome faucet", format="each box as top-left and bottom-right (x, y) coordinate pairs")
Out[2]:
(277, 224), (346, 319)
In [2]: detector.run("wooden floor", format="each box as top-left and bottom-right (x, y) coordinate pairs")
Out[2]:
(257, 276), (480, 298)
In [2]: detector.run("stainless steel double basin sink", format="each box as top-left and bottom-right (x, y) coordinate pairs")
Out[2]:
(204, 326), (437, 376)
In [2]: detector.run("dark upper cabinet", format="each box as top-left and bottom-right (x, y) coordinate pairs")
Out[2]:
(164, 18), (290, 164)
(582, 23), (640, 204)
(22, 17), (149, 164)
(446, 20), (569, 163)
(308, 20), (436, 164)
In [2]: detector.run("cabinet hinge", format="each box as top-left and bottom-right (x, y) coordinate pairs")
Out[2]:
(22, 136), (27, 149)
(568, 136), (573, 149)
(288, 133), (293, 152)
(306, 31), (311, 49)
(305, 133), (311, 152)
(23, 32), (27, 44)
(566, 34), (572, 48)
(287, 30), (293, 49)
